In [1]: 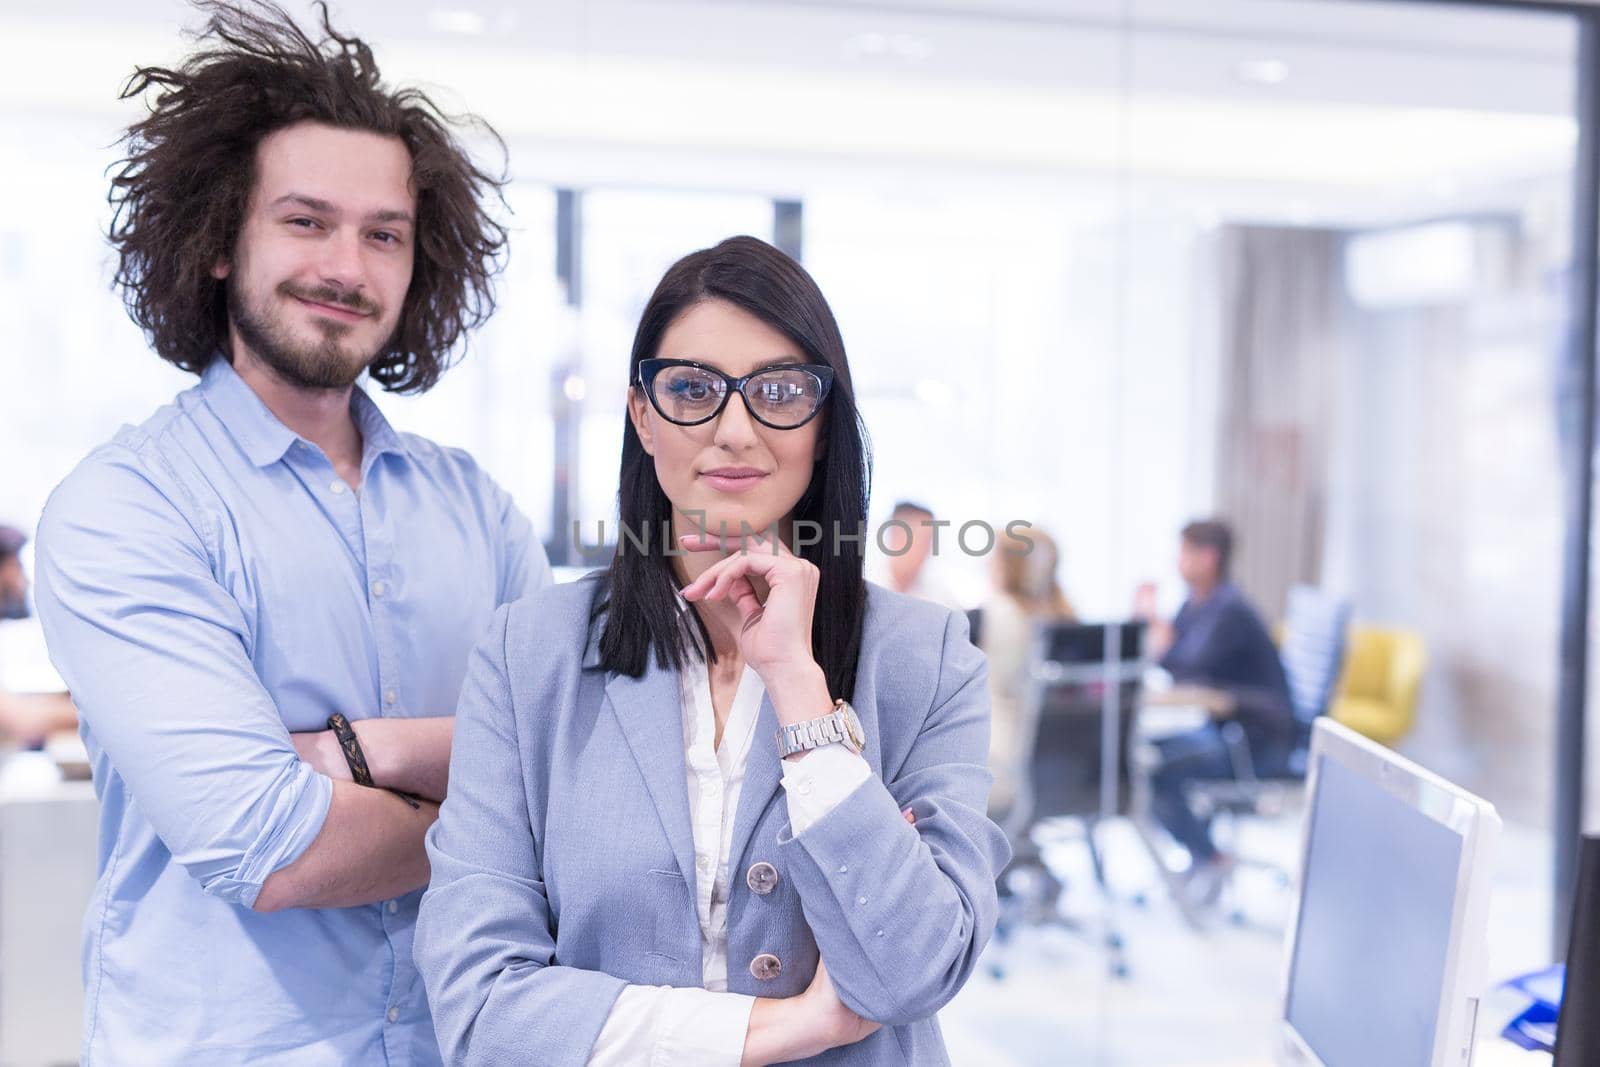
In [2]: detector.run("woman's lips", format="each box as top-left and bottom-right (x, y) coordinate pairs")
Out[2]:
(700, 469), (768, 493)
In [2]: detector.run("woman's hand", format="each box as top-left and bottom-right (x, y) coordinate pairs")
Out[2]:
(802, 958), (881, 1050)
(740, 958), (880, 1067)
(679, 529), (818, 678)
(680, 530), (834, 727)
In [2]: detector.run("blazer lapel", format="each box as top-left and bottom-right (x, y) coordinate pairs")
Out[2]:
(604, 660), (699, 894)
(728, 690), (784, 871)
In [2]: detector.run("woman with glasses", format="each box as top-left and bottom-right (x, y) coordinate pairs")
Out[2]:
(415, 236), (1009, 1066)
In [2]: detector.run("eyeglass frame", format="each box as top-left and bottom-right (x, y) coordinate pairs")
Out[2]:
(633, 357), (836, 430)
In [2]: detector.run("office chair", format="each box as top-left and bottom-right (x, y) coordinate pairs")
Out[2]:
(1328, 625), (1426, 746)
(990, 620), (1145, 980)
(1187, 585), (1350, 919)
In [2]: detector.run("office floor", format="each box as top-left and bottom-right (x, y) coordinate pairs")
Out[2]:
(937, 810), (1559, 1067)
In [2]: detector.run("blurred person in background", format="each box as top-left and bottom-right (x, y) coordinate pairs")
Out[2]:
(878, 499), (964, 610)
(1135, 519), (1292, 905)
(31, 3), (549, 1063)
(979, 525), (1076, 815)
(0, 524), (77, 747)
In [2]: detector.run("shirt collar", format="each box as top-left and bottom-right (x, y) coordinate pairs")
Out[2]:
(199, 358), (299, 468)
(349, 383), (412, 466)
(199, 358), (413, 469)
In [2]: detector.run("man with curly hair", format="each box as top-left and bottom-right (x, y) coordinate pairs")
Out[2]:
(31, 3), (549, 1062)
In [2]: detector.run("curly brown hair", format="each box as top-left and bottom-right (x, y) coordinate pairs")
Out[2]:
(108, 0), (508, 393)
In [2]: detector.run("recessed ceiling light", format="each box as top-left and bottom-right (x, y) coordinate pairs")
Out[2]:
(1234, 58), (1290, 86)
(843, 31), (934, 63)
(428, 9), (489, 36)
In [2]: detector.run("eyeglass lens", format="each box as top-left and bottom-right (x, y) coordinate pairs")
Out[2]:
(653, 364), (826, 427)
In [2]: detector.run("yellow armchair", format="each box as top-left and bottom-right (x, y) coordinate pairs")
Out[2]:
(1328, 626), (1426, 746)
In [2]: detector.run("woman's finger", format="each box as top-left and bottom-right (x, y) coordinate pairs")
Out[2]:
(684, 547), (798, 602)
(678, 529), (795, 560)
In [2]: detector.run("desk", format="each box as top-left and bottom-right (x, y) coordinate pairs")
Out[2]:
(0, 761), (97, 1067)
(1474, 1044), (1551, 1066)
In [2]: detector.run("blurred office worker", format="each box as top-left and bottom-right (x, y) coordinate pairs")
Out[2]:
(979, 525), (1076, 814)
(30, 2), (549, 1063)
(0, 524), (77, 746)
(1140, 520), (1292, 899)
(415, 237), (1009, 1065)
(878, 500), (964, 611)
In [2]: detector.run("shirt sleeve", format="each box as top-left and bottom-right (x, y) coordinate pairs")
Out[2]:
(486, 468), (552, 603)
(772, 609), (1010, 1028)
(780, 743), (873, 836)
(587, 985), (753, 1067)
(32, 448), (331, 908)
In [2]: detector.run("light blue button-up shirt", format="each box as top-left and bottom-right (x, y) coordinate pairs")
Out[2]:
(34, 358), (551, 1066)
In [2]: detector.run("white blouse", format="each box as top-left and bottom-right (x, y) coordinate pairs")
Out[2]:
(586, 664), (871, 1065)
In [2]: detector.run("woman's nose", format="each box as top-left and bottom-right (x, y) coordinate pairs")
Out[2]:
(712, 391), (760, 449)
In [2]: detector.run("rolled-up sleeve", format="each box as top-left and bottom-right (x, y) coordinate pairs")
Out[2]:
(416, 604), (630, 1067)
(775, 610), (1011, 1027)
(33, 449), (330, 909)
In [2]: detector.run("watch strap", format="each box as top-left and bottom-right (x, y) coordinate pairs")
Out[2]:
(776, 701), (860, 758)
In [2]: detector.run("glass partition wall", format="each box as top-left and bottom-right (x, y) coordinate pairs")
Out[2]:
(0, 0), (1587, 1062)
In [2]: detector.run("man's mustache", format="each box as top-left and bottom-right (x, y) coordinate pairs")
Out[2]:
(278, 282), (380, 318)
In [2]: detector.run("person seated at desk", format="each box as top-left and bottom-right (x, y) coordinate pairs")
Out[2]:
(0, 524), (76, 748)
(1137, 519), (1292, 904)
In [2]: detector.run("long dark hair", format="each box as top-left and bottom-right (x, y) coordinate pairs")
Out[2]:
(107, 0), (508, 393)
(597, 236), (873, 701)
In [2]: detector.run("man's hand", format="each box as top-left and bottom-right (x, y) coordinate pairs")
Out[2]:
(291, 729), (352, 782)
(0, 690), (79, 747)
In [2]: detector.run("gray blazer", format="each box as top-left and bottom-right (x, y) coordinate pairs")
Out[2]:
(415, 576), (1010, 1065)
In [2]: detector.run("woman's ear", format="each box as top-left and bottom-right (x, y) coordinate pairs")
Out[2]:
(627, 385), (657, 457)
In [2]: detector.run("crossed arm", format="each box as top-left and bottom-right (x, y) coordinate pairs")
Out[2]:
(255, 718), (456, 911)
(415, 603), (1010, 1066)
(33, 459), (454, 914)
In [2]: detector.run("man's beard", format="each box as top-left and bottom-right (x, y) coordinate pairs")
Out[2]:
(228, 276), (388, 391)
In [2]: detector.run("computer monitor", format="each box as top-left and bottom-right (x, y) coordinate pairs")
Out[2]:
(1278, 719), (1501, 1067)
(1554, 834), (1600, 1065)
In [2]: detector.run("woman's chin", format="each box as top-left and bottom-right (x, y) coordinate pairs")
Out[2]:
(678, 503), (784, 541)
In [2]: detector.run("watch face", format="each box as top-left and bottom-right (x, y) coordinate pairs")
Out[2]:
(841, 703), (866, 751)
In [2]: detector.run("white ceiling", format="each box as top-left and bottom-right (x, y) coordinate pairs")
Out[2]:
(0, 0), (1583, 225)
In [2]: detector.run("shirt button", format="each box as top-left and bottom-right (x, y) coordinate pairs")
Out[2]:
(749, 953), (782, 981)
(798, 780), (813, 796)
(386, 1007), (400, 1024)
(746, 861), (780, 896)
(386, 900), (399, 914)
(329, 480), (347, 495)
(837, 864), (849, 874)
(384, 689), (398, 706)
(858, 896), (869, 906)
(371, 580), (387, 598)
(698, 856), (712, 874)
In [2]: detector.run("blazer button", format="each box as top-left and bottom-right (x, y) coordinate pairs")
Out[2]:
(750, 953), (783, 981)
(746, 861), (780, 895)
